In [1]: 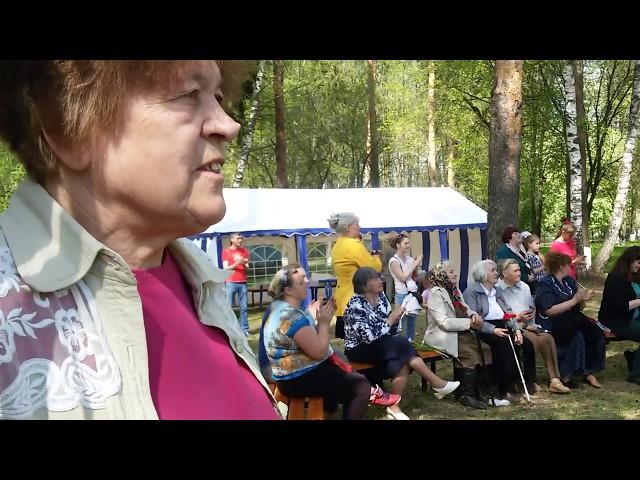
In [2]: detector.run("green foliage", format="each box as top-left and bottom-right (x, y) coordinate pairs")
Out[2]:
(0, 143), (25, 212)
(0, 60), (635, 248)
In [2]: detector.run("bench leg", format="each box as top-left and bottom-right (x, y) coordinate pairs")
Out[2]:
(288, 398), (306, 420)
(420, 359), (438, 392)
(429, 359), (436, 374)
(307, 397), (324, 420)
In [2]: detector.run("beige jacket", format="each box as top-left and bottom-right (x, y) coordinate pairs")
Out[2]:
(0, 178), (280, 419)
(423, 286), (476, 357)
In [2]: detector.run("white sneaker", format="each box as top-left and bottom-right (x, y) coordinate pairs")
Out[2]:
(386, 407), (410, 420)
(488, 398), (511, 407)
(433, 381), (460, 399)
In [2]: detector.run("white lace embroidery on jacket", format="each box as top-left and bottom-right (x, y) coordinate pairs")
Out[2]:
(0, 247), (121, 419)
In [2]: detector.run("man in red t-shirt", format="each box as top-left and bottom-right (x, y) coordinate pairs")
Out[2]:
(222, 233), (250, 335)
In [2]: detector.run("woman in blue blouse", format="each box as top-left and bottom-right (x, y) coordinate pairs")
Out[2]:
(535, 252), (605, 388)
(264, 264), (399, 419)
(343, 267), (460, 420)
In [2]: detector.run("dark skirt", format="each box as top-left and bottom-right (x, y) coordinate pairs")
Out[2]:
(556, 330), (606, 378)
(550, 312), (606, 378)
(345, 334), (417, 379)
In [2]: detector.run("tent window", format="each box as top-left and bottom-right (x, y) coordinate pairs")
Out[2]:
(247, 245), (283, 287)
(307, 241), (334, 276)
(306, 237), (373, 277)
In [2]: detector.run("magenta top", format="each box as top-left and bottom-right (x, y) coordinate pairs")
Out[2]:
(133, 252), (279, 420)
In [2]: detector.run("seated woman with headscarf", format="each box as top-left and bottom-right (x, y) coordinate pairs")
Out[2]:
(424, 262), (492, 410)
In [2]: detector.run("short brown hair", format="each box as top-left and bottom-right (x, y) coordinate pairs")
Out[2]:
(544, 251), (571, 275)
(0, 60), (250, 184)
(501, 225), (519, 244)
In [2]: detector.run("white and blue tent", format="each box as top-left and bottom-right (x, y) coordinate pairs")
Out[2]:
(191, 187), (488, 292)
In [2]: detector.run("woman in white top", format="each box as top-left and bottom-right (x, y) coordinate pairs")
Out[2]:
(388, 234), (423, 342)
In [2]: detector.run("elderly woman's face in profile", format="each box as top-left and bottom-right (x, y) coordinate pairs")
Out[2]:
(446, 266), (457, 284)
(504, 263), (521, 283)
(486, 263), (499, 285)
(97, 61), (240, 237)
(366, 273), (384, 294)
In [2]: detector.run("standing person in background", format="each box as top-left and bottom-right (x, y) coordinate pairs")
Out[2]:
(328, 212), (382, 339)
(550, 219), (586, 280)
(523, 232), (546, 290)
(495, 226), (535, 293)
(222, 232), (250, 335)
(389, 234), (423, 342)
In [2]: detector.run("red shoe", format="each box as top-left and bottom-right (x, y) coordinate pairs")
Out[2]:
(369, 385), (401, 406)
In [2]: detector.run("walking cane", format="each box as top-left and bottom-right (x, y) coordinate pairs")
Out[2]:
(474, 330), (494, 407)
(397, 310), (407, 334)
(503, 314), (533, 405)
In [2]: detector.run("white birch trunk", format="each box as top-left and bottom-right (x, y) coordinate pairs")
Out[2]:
(563, 62), (584, 254)
(427, 61), (437, 186)
(233, 60), (266, 188)
(593, 60), (640, 273)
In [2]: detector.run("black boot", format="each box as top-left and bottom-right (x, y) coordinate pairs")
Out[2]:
(624, 350), (636, 372)
(625, 349), (640, 384)
(456, 368), (487, 410)
(475, 365), (495, 402)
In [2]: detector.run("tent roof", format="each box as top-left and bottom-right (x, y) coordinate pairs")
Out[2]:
(199, 187), (487, 238)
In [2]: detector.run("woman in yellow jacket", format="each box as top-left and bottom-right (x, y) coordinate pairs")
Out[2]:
(328, 212), (382, 338)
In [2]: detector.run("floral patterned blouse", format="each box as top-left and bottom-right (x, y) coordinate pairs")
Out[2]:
(343, 293), (398, 350)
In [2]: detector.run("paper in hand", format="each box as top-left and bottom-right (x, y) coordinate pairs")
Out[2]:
(401, 293), (422, 315)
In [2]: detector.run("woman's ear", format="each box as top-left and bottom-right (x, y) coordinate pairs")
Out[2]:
(41, 127), (91, 172)
(37, 94), (91, 173)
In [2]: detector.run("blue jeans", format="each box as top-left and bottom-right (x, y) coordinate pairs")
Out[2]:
(395, 293), (417, 342)
(226, 282), (249, 333)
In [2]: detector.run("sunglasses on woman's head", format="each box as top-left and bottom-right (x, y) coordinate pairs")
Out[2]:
(278, 267), (299, 286)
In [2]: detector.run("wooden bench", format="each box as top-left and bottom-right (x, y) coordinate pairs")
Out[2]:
(349, 350), (445, 393)
(586, 317), (621, 343)
(268, 384), (324, 420)
(247, 284), (269, 308)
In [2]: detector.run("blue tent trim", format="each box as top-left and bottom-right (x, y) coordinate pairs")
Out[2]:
(191, 222), (487, 241)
